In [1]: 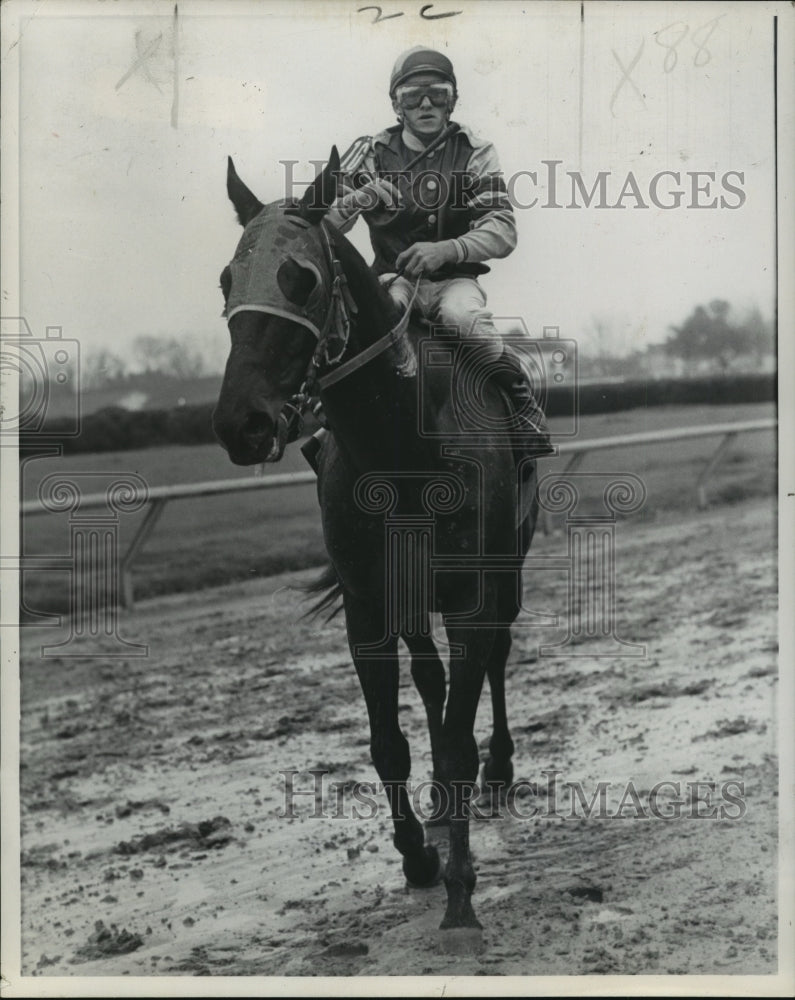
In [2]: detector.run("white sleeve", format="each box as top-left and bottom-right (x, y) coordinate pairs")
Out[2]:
(452, 141), (517, 263)
(327, 138), (378, 232)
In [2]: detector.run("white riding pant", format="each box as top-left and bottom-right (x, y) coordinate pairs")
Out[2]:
(380, 274), (547, 409)
(381, 275), (504, 360)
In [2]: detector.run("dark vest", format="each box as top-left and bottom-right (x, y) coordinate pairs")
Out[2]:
(364, 124), (491, 280)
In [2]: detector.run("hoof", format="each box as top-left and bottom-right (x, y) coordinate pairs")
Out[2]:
(403, 845), (443, 888)
(481, 759), (513, 790)
(436, 926), (485, 956)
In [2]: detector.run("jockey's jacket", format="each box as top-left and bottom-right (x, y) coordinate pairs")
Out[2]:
(328, 123), (517, 281)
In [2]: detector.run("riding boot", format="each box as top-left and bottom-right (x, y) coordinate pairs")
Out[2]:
(491, 347), (556, 461)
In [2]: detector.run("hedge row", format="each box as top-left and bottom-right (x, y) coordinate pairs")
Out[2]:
(24, 403), (219, 456)
(21, 373), (775, 457)
(544, 372), (775, 416)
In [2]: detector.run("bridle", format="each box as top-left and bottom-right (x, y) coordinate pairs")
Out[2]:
(265, 212), (420, 461)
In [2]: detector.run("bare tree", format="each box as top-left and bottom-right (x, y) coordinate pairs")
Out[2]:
(665, 300), (773, 372)
(83, 349), (128, 389)
(131, 334), (206, 380)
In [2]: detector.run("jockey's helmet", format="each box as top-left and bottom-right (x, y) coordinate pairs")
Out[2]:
(389, 47), (457, 98)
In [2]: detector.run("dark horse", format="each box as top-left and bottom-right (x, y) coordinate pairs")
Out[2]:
(213, 149), (541, 949)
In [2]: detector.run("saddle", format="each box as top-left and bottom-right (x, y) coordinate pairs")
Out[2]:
(291, 279), (554, 472)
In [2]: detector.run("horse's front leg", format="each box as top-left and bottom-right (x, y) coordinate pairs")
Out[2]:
(481, 627), (515, 797)
(344, 595), (441, 887)
(436, 622), (497, 942)
(479, 575), (527, 809)
(402, 629), (449, 826)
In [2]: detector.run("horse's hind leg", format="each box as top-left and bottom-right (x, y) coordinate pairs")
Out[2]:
(402, 629), (449, 826)
(345, 596), (441, 887)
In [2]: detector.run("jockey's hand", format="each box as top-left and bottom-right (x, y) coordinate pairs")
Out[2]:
(347, 178), (402, 214)
(395, 241), (458, 279)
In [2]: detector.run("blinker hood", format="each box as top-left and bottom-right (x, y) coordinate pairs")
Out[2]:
(224, 207), (330, 340)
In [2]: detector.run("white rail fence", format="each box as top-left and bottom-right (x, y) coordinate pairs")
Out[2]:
(20, 418), (775, 610)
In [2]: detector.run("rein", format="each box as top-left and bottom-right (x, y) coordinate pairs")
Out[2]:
(311, 220), (420, 385)
(268, 221), (420, 460)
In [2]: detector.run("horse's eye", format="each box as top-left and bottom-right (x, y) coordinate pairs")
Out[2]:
(219, 266), (232, 301)
(277, 258), (318, 307)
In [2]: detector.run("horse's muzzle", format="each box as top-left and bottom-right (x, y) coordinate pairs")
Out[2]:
(212, 406), (276, 466)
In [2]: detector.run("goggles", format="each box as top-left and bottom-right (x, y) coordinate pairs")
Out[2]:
(395, 82), (454, 110)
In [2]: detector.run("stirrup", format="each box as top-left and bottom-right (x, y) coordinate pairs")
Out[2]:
(498, 378), (555, 460)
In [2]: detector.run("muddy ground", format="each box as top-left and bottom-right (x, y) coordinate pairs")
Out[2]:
(17, 495), (778, 979)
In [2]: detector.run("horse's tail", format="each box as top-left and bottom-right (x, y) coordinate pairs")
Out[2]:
(300, 563), (345, 621)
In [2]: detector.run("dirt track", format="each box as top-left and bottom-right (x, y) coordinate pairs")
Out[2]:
(18, 495), (778, 978)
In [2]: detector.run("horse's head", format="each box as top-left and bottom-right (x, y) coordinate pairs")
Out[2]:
(212, 150), (341, 465)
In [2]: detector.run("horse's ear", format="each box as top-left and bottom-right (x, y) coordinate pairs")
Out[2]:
(297, 147), (341, 225)
(227, 157), (264, 227)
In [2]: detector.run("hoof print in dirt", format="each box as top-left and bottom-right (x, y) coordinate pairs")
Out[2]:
(71, 921), (143, 963)
(319, 941), (369, 959)
(35, 954), (62, 970)
(565, 885), (604, 904)
(113, 816), (233, 856)
(114, 798), (171, 820)
(437, 926), (485, 956)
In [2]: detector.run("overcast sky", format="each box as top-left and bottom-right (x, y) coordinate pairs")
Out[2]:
(10, 0), (777, 369)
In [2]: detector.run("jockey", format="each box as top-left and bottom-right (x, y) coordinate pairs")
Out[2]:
(324, 46), (555, 462)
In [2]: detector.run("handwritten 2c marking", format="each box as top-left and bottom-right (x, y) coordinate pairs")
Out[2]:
(357, 4), (462, 23)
